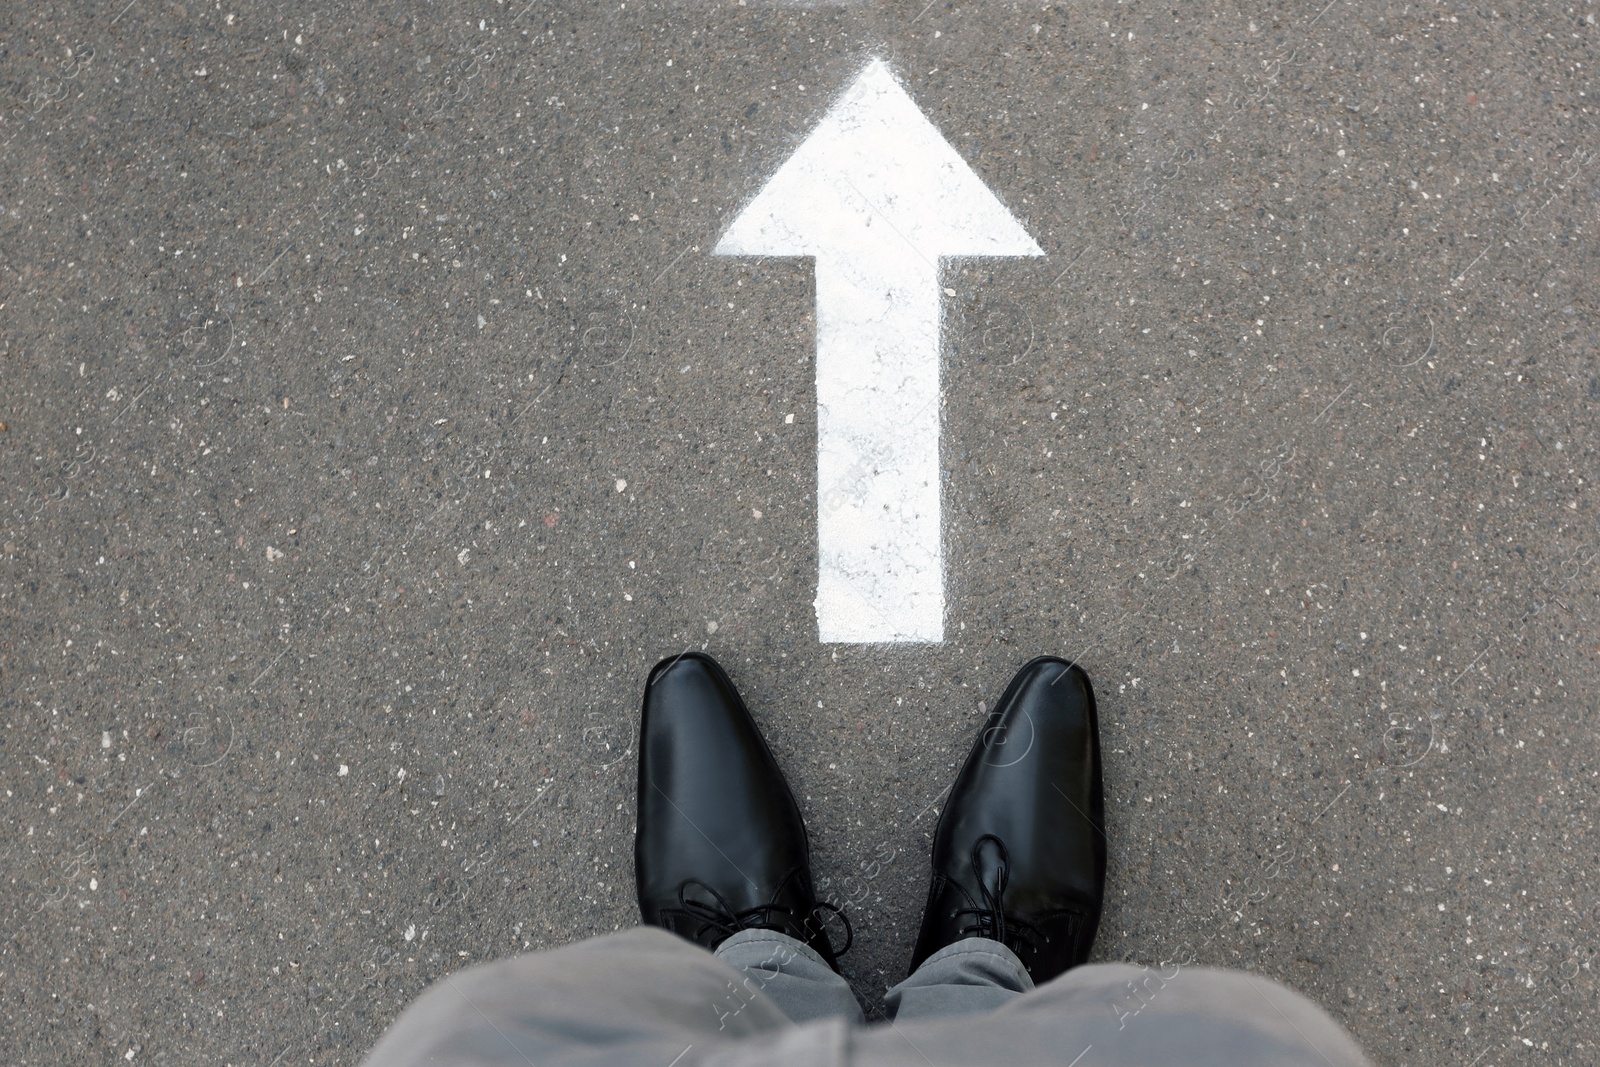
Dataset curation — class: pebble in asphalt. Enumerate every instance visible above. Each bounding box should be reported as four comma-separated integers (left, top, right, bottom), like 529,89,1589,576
2,1,1597,1064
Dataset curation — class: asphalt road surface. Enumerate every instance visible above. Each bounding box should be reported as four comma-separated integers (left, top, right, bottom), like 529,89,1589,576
3,1,1597,1064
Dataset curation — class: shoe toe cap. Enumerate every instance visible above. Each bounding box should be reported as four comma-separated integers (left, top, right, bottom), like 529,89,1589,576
636,654,809,911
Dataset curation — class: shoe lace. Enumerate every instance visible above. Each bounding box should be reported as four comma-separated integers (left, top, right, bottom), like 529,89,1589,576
674,878,853,957
951,835,1047,957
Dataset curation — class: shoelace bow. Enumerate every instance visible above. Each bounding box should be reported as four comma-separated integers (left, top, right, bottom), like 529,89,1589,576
951,834,1052,957
674,878,853,957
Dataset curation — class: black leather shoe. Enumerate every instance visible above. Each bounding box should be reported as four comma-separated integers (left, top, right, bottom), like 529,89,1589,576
909,657,1105,983
636,652,850,969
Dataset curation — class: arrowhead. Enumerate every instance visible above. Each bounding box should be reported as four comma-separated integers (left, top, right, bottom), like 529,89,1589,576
715,58,1043,262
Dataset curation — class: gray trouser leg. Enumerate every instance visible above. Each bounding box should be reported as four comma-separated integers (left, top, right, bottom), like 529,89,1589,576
884,937,1032,1020
714,928,866,1025
855,961,1373,1067
357,926,832,1067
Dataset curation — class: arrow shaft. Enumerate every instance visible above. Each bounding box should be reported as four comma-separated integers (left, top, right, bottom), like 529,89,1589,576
814,255,943,642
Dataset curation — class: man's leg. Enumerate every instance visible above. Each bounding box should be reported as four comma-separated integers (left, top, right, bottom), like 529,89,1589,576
883,936,1031,1020
364,651,870,1065
359,926,813,1067
883,933,1367,1064
886,657,1101,1024
859,961,1372,1067
882,657,1370,1063
907,659,1107,987
635,652,856,1002
715,929,866,1025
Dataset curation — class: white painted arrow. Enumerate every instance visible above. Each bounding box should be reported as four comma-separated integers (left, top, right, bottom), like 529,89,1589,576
715,58,1043,643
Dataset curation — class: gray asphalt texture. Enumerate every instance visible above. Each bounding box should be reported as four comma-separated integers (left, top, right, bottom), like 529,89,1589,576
3,1,1597,1064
